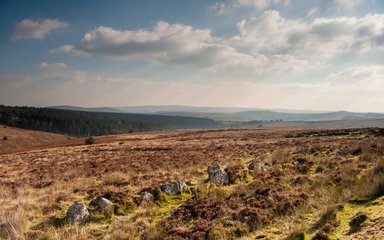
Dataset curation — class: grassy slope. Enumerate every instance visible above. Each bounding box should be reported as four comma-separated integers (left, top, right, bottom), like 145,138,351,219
0,125,74,154
0,128,383,239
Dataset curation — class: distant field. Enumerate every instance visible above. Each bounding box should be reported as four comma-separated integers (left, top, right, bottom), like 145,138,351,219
262,118,384,129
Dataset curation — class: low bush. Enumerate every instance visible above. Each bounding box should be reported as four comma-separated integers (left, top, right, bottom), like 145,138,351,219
85,136,96,145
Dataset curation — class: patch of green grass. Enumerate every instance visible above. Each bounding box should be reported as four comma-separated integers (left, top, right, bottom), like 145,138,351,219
157,192,192,208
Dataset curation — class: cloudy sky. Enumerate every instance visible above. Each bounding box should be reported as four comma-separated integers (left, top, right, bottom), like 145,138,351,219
1,0,384,112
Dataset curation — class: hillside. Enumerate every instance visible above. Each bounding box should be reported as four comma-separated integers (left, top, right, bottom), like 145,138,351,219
0,105,221,137
0,125,73,154
0,128,383,239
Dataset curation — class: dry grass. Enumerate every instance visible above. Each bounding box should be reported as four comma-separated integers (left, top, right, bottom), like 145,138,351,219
0,128,383,239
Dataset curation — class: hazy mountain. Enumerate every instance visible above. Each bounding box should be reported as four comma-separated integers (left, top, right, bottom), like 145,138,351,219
115,105,260,113
49,105,384,122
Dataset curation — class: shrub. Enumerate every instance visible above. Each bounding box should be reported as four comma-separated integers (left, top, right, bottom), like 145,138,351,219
372,174,384,197
312,230,330,240
349,212,367,229
313,206,339,230
85,136,96,145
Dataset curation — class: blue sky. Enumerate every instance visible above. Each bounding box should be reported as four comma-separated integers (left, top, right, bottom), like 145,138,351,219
1,0,384,111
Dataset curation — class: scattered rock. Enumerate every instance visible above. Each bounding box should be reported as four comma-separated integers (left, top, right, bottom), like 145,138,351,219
248,160,270,172
142,192,155,202
207,164,229,185
96,197,114,217
248,160,260,170
349,212,368,228
66,202,90,225
161,180,189,196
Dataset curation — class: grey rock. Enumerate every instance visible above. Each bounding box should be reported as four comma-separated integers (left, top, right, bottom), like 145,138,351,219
161,180,189,196
260,165,270,171
142,192,155,202
248,160,269,172
97,197,114,217
66,202,90,225
248,160,260,170
207,164,229,185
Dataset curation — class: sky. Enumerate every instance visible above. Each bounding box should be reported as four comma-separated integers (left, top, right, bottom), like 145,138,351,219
1,0,384,112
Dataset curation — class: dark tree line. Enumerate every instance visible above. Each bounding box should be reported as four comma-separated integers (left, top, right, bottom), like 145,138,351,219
0,105,220,137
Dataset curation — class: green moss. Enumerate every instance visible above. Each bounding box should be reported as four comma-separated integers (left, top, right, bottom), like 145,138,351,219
114,197,137,215
157,192,192,208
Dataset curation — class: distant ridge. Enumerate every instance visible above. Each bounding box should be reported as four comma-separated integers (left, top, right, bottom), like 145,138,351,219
49,105,384,122
50,105,126,113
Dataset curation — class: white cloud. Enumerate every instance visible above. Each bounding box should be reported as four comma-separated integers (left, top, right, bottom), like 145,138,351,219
50,44,91,57
52,21,308,73
39,62,68,69
231,11,384,58
12,19,67,41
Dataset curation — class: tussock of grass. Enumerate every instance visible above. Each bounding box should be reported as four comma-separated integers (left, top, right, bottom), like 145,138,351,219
285,228,305,240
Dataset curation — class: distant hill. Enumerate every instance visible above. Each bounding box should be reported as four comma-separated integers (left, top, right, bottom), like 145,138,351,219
262,118,384,129
48,105,384,122
0,105,221,137
50,105,125,113
235,110,384,121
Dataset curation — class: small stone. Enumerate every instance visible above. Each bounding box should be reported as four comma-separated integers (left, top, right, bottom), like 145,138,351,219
161,180,189,196
248,160,269,172
66,202,90,225
248,160,260,170
142,192,155,202
208,164,229,185
97,197,114,217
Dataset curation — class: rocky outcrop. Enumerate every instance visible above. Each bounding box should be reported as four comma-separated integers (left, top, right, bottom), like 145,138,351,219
208,164,229,185
66,202,90,225
161,180,189,196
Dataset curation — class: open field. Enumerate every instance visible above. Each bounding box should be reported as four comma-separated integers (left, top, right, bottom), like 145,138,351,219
0,126,75,154
0,127,383,239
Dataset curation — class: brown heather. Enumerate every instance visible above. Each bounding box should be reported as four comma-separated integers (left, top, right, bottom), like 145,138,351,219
0,127,383,239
